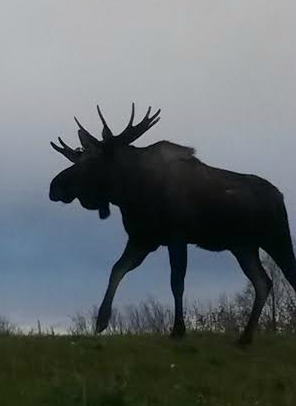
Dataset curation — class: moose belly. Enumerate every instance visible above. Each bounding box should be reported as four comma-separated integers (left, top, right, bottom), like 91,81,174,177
176,208,268,251
122,207,266,252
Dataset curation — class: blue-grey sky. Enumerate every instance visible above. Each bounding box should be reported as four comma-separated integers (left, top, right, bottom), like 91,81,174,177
0,0,295,330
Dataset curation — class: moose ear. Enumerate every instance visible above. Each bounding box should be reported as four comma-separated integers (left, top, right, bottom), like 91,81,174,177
74,117,102,151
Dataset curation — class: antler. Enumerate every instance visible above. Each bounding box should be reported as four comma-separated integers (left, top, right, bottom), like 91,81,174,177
50,137,83,162
74,116,102,150
96,103,161,146
50,137,83,163
116,104,161,145
53,104,161,159
97,105,114,141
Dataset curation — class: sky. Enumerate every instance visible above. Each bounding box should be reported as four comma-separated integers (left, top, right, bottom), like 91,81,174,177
0,0,295,331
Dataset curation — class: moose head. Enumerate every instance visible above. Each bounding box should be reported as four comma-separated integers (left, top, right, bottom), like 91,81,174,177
49,104,161,218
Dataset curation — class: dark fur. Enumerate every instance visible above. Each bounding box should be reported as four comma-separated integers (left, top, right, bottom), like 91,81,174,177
50,107,296,344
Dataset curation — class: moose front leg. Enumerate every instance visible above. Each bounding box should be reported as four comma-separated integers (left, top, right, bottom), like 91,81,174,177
96,239,154,333
168,242,188,338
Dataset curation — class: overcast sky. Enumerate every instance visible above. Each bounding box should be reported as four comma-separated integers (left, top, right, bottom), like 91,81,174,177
0,0,295,330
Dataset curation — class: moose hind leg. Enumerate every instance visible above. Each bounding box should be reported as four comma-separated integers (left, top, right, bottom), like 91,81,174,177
168,242,188,339
264,239,296,293
232,249,272,345
96,239,154,334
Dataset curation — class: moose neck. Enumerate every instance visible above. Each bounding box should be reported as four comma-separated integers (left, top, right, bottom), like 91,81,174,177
106,141,197,216
107,145,142,208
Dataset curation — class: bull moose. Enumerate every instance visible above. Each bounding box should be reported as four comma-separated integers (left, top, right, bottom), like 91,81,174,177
49,104,296,344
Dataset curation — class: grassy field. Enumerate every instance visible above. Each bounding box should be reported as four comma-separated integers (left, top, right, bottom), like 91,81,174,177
0,332,296,405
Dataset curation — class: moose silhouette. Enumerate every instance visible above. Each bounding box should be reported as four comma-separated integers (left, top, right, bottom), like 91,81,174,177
50,104,296,344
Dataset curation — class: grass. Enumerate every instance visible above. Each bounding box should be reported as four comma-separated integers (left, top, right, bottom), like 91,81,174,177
0,332,296,405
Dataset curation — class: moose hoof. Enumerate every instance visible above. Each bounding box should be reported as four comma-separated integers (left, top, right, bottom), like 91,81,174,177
95,320,108,334
170,326,186,340
237,334,252,347
95,312,110,334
